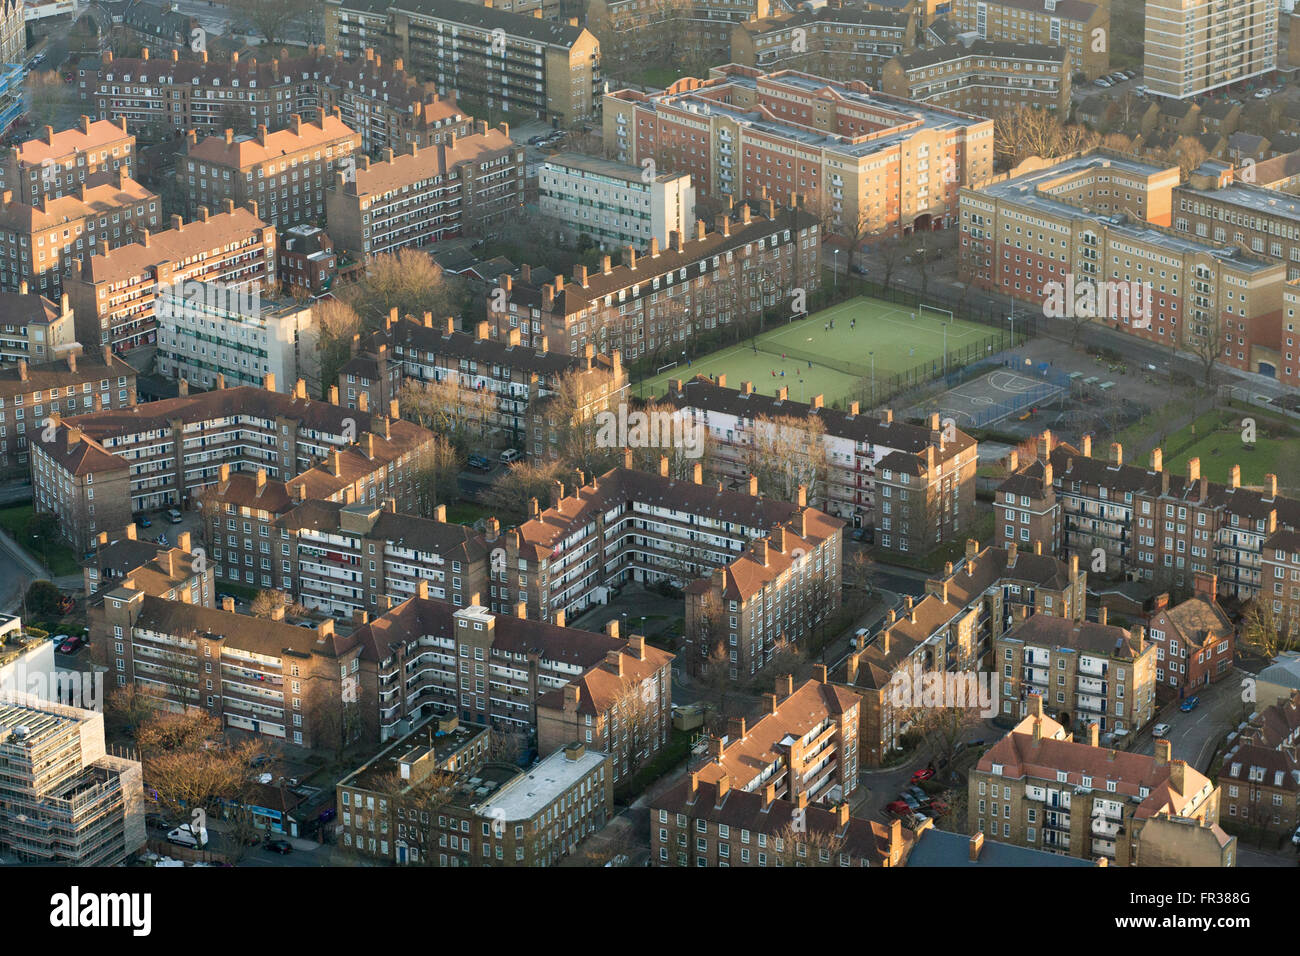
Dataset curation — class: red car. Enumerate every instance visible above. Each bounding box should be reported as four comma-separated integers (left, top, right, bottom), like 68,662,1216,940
911,768,935,783
928,801,950,816
885,800,911,815
57,635,84,654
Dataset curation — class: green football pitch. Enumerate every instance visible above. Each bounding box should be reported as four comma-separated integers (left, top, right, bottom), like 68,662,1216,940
639,296,1011,406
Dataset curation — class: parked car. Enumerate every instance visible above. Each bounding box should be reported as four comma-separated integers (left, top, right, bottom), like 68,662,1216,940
1180,695,1200,712
167,508,183,523
1255,89,1271,99
929,800,950,816
135,513,152,528
265,839,293,855
500,448,522,464
906,786,930,804
1292,825,1300,846
885,800,911,815
900,794,921,811
911,768,935,783
57,635,84,654
851,263,870,275
50,633,68,645
1123,68,1137,78
1095,78,1112,88
467,454,493,471
1152,722,1171,738
527,135,546,146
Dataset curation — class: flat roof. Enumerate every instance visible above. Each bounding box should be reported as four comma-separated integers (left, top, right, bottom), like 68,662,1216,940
978,154,1280,271
623,68,985,161
542,151,687,185
476,747,608,822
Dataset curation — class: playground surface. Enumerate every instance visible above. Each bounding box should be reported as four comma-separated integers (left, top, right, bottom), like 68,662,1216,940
639,295,1009,405
912,367,1069,430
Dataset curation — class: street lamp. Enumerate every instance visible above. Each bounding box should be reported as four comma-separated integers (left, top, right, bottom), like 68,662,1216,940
832,248,839,289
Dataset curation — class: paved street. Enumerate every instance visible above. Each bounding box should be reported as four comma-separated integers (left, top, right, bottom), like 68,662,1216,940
1131,673,1251,773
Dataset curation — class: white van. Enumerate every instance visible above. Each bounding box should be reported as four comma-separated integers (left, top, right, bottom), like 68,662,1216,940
500,448,522,464
166,824,208,848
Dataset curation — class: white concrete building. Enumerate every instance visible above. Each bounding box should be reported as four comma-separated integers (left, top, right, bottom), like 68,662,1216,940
155,280,320,392
538,152,695,252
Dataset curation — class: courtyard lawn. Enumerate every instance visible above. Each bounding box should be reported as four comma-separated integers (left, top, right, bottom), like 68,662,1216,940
1164,410,1294,487
638,295,1013,406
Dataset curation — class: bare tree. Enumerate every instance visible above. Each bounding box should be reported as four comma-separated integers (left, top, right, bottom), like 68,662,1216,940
904,701,985,773
1186,310,1228,387
1241,599,1296,658
315,298,364,400
745,413,829,505
412,436,464,519
250,590,306,620
844,550,876,615
339,250,463,330
1163,135,1209,177
136,709,268,827
771,820,848,867
993,105,1098,166
479,459,568,519
398,377,498,452
229,0,313,46
538,368,622,477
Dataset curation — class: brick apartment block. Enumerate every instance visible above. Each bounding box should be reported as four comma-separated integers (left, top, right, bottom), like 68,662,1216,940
325,124,524,259
0,170,160,298
177,108,362,230
339,310,628,456
67,201,275,353
1145,571,1235,696
83,523,214,606
683,499,843,680
652,776,914,867
836,539,1085,765
488,199,821,360
960,149,1300,386
692,675,861,804
0,116,135,206
489,455,842,649
969,696,1234,865
881,40,1071,116
31,376,435,552
326,0,603,125
950,0,1109,79
0,283,76,366
1001,429,1298,602
588,0,771,68
731,9,916,84
278,224,341,298
275,498,489,618
0,346,136,472
657,376,977,549
1218,691,1300,839
79,46,475,153
995,609,1158,737
338,733,613,866
343,597,672,776
95,582,365,748
604,66,993,236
